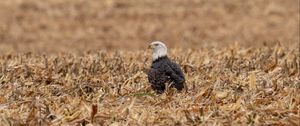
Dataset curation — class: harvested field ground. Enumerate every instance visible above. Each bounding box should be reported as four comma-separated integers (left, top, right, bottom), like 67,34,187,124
0,0,299,126
0,45,299,125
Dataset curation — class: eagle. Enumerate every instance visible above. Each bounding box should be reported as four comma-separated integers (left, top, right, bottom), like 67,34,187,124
147,41,185,94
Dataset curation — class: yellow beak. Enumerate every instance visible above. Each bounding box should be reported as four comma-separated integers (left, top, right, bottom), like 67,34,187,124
148,44,153,49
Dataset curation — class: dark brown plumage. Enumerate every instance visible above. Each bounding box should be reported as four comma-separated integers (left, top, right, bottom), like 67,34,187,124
147,41,185,93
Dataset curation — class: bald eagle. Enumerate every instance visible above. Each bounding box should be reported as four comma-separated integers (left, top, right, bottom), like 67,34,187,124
147,41,185,94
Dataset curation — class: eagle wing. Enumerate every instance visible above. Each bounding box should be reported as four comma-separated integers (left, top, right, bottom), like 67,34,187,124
164,61,185,90
168,61,185,79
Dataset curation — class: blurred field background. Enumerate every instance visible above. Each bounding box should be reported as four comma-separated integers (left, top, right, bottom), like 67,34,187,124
0,0,299,53
0,0,299,125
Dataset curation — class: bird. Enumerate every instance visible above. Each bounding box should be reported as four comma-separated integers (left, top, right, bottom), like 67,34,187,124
147,41,185,94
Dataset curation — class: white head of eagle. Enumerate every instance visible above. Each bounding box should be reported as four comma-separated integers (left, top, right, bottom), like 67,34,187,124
147,41,185,94
149,41,167,61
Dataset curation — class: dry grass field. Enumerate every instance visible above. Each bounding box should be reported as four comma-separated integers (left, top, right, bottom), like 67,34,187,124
0,0,299,125
0,45,299,125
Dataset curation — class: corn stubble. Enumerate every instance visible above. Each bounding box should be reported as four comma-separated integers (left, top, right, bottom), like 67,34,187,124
0,44,299,125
